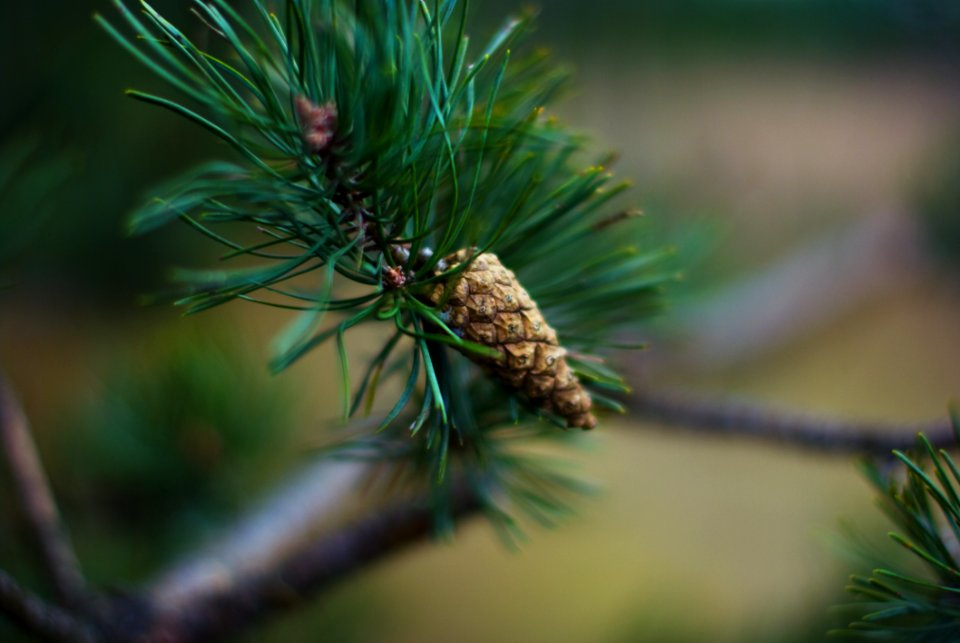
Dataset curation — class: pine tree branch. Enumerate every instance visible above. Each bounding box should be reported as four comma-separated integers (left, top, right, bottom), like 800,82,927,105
99,377,955,641
0,569,95,643
0,421,482,643
2,368,953,642
0,373,86,608
0,361,483,642
124,480,481,643
149,459,372,611
631,387,956,454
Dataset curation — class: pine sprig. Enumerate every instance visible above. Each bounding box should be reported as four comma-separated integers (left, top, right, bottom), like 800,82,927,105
100,0,670,528
833,415,960,641
320,366,596,539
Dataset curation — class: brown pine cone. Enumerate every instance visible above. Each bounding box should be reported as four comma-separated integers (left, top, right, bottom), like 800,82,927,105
425,249,596,429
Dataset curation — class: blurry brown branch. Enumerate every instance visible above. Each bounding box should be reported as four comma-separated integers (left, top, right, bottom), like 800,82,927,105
1,365,953,642
0,373,86,608
2,448,481,642
128,456,480,641
124,482,481,643
631,387,956,454
0,387,481,642
665,210,930,370
627,210,952,455
149,460,371,610
0,569,95,643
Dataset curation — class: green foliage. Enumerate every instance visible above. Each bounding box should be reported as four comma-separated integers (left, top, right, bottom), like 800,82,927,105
323,369,598,540
54,332,300,576
99,0,670,530
833,417,960,641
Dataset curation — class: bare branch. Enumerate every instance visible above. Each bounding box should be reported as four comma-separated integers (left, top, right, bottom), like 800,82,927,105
0,569,95,643
150,459,370,611
0,373,86,607
130,481,481,643
0,451,479,643
631,387,956,454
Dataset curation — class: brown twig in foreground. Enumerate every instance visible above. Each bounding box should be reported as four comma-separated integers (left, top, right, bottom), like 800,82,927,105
0,369,481,643
0,569,95,643
2,453,481,643
2,367,955,642
114,484,482,643
0,373,86,608
149,459,371,611
631,387,956,454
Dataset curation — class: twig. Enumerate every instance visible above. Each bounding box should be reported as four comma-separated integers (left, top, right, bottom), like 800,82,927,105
0,569,95,643
631,387,956,454
0,373,86,608
150,459,371,611
131,482,481,643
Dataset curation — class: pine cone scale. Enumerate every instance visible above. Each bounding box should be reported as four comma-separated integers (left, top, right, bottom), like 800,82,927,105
427,249,597,429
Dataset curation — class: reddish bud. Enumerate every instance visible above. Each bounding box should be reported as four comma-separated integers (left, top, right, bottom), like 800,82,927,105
295,96,338,155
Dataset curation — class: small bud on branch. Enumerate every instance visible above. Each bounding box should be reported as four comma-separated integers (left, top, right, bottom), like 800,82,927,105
295,96,338,155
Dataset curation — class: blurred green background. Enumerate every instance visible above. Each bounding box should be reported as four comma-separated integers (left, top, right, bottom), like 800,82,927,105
2,1,960,641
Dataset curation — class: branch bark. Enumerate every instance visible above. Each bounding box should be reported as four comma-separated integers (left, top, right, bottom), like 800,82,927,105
0,373,86,608
631,387,956,454
124,483,481,643
148,460,371,612
2,449,482,643
2,368,955,643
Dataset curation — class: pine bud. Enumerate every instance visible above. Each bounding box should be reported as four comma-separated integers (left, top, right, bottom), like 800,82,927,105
427,249,596,429
295,96,338,155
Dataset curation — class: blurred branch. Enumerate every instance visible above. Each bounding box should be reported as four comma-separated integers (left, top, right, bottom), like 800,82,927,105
631,387,956,454
149,459,372,611
667,210,929,369
0,373,86,608
0,440,480,642
129,480,481,643
112,377,955,640
2,372,954,642
0,569,95,643
0,365,485,642
1,371,953,642
0,406,482,643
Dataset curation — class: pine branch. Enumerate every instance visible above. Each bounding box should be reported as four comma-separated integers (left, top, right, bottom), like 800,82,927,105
833,428,960,639
128,480,481,643
149,459,371,610
0,393,483,642
2,471,481,643
0,373,87,608
631,387,956,454
0,570,95,643
1,373,956,642
98,0,670,522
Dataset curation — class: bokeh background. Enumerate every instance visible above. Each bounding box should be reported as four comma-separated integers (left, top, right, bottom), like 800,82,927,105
2,1,960,641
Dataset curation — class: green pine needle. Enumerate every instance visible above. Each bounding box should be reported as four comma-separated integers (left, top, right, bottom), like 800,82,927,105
103,0,671,532
835,418,960,640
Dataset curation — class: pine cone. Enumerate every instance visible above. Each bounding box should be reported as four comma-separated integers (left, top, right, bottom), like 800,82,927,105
426,249,596,429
